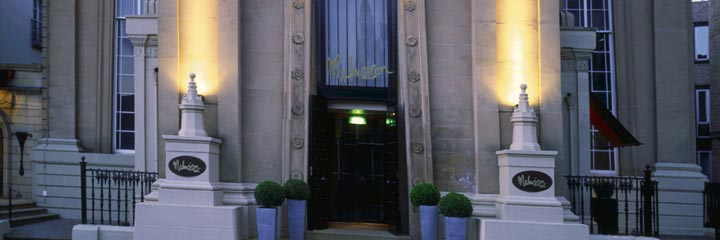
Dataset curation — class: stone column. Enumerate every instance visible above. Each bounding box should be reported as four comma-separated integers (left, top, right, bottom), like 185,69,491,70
126,14,160,172
651,0,707,236
471,0,501,194
40,0,82,151
560,27,596,177
127,34,159,172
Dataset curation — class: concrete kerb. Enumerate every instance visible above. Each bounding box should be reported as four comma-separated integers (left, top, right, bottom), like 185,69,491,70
72,224,134,240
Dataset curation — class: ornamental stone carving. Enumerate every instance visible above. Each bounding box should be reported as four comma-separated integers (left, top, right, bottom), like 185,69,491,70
405,35,418,47
409,105,421,118
405,1,416,11
292,69,304,80
412,143,424,153
561,60,576,72
577,61,589,72
292,138,304,149
130,38,147,47
408,71,420,82
292,104,304,115
145,47,158,58
293,33,305,44
291,170,303,180
292,0,304,9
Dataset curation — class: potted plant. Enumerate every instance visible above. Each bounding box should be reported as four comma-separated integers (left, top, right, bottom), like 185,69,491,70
284,179,311,240
255,181,286,240
591,180,618,235
410,183,441,240
438,192,472,240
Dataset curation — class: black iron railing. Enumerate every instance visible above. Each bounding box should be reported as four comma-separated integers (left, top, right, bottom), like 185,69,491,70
80,157,158,226
704,182,720,239
565,166,659,237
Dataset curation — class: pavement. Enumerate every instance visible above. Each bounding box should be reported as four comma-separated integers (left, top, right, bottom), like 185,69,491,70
4,219,80,240
0,219,716,240
661,236,717,240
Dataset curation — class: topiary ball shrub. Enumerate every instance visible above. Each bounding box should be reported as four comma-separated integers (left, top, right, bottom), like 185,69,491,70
284,179,311,200
439,192,473,218
255,181,285,208
410,183,441,206
593,180,615,199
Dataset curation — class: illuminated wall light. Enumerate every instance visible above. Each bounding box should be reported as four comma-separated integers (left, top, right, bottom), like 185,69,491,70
178,0,218,96
497,0,539,106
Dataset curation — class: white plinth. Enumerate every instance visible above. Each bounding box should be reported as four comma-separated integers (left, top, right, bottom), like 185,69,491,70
495,149,564,223
160,135,223,206
481,149,589,240
133,202,243,240
481,219,589,240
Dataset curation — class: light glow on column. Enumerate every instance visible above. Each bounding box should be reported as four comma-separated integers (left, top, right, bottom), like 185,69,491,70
178,0,218,96
497,0,539,106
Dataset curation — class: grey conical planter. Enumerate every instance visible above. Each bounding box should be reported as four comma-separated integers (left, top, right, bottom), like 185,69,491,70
443,216,467,240
257,207,278,240
420,205,438,240
288,199,307,240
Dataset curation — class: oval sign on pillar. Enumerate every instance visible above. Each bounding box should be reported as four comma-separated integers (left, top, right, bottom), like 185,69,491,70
512,171,553,192
169,156,206,177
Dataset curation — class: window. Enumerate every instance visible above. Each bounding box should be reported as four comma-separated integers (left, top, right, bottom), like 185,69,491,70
316,0,397,100
696,88,711,138
697,151,712,179
691,0,708,2
694,24,709,62
322,0,391,88
563,0,618,174
31,0,42,48
114,0,144,151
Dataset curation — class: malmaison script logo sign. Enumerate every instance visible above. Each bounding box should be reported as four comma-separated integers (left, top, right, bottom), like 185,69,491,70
169,156,206,177
512,170,553,193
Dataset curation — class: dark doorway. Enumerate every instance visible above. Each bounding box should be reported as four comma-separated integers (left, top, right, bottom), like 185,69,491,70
309,0,406,234
329,111,386,223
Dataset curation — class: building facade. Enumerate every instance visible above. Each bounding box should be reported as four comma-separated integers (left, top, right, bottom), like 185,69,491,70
21,0,714,238
0,0,44,202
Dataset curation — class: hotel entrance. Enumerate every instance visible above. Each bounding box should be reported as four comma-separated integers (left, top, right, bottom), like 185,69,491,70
308,0,407,235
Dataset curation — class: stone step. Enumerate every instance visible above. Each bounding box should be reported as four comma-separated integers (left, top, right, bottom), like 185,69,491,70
306,228,411,240
0,199,36,211
0,207,48,219
9,213,60,227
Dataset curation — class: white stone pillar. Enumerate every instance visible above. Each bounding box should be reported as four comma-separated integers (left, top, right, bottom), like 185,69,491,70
126,15,159,172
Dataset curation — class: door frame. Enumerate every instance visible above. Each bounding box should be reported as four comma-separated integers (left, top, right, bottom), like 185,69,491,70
281,0,434,235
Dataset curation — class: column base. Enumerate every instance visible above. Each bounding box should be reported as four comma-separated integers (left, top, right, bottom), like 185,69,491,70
480,219,588,240
133,202,246,240
653,162,707,236
33,138,83,152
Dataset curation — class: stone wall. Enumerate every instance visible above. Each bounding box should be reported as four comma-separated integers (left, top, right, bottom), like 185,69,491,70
426,0,476,192
0,66,44,201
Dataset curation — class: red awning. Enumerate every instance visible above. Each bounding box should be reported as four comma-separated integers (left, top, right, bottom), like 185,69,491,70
589,93,641,147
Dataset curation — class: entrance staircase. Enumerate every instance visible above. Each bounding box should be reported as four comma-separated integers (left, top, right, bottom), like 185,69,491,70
0,199,59,227
306,228,412,240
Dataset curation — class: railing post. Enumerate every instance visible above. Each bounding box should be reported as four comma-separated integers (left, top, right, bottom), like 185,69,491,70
80,156,87,224
642,165,653,236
